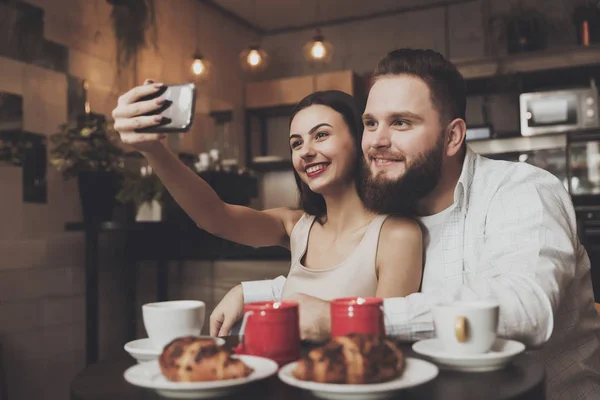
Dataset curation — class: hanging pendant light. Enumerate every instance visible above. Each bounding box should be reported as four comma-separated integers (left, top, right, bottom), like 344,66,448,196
239,0,268,73
191,52,211,80
303,29,333,65
190,2,210,81
240,44,269,73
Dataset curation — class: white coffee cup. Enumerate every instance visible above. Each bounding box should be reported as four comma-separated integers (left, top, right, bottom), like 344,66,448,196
432,300,499,355
142,300,206,350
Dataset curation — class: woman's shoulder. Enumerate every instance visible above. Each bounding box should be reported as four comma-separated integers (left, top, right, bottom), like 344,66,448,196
379,215,423,244
376,215,423,273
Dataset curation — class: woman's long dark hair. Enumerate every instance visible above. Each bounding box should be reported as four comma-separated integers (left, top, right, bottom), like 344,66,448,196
289,90,364,220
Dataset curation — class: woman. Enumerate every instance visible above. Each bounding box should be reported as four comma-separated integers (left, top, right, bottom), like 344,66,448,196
112,81,423,337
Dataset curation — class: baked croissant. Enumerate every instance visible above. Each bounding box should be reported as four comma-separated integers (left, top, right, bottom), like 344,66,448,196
159,336,253,382
292,334,404,384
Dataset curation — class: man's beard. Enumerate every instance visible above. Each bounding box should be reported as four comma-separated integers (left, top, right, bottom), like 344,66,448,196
359,136,445,215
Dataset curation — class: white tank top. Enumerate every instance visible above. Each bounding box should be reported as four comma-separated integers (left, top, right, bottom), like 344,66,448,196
281,213,390,301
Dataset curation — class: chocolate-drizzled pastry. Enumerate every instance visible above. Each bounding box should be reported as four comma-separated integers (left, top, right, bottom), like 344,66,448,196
159,336,253,382
292,334,404,384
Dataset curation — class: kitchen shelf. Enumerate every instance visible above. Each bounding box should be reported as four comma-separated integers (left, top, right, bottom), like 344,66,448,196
468,133,566,155
454,45,600,80
468,128,600,155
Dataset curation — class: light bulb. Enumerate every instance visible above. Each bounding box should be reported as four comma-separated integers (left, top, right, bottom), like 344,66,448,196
247,49,261,66
240,46,269,72
192,59,205,75
303,32,334,65
311,41,326,59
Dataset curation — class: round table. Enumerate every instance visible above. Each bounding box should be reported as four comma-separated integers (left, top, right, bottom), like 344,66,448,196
71,337,546,400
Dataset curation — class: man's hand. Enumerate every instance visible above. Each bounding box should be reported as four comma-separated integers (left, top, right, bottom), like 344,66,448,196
210,284,244,337
286,292,331,341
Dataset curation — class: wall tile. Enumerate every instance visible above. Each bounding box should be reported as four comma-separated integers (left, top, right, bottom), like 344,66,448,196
42,322,85,358
44,10,115,64
0,267,77,301
0,166,24,241
68,48,116,90
23,64,67,106
22,203,48,239
0,239,46,270
22,64,67,135
42,295,85,327
1,330,45,361
45,233,85,268
0,300,42,334
69,265,85,296
0,57,25,95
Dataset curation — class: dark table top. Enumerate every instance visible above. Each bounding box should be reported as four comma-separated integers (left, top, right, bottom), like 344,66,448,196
70,336,545,400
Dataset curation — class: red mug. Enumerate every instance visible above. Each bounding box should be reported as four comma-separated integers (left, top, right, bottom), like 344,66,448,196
330,297,385,338
236,301,301,366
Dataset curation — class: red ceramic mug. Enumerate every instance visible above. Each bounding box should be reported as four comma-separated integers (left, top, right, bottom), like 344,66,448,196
330,297,385,338
236,301,301,366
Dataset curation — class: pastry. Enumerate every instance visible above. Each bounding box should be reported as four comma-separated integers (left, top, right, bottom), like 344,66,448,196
159,336,253,382
292,333,404,384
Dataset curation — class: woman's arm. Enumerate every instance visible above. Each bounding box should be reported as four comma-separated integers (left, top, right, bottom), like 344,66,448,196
375,217,423,298
113,81,302,248
142,144,301,248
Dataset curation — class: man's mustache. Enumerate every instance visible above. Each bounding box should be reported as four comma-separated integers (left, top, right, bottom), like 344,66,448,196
365,150,406,162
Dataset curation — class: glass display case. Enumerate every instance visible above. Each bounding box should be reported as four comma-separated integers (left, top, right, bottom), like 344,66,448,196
567,130,600,198
469,130,600,200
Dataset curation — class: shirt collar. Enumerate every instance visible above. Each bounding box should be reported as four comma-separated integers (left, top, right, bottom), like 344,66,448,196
454,146,477,211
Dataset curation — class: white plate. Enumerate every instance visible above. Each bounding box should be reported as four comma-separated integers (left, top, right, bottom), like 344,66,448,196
278,357,439,400
124,337,226,364
124,355,278,399
412,338,525,372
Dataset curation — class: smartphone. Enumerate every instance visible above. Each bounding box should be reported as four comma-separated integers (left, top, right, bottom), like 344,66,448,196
135,83,196,133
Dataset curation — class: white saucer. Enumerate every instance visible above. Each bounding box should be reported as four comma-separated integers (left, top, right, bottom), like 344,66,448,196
278,357,439,400
124,355,278,399
124,337,226,363
412,338,525,372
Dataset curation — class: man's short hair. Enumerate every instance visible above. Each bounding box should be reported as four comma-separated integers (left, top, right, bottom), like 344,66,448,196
373,49,467,139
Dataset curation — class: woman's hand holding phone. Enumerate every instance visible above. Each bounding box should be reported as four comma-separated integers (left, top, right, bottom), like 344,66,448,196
112,79,167,154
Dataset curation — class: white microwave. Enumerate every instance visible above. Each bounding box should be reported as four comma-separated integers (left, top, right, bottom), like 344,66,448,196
520,85,599,136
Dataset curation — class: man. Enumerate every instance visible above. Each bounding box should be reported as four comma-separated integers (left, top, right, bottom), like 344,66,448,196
211,49,600,398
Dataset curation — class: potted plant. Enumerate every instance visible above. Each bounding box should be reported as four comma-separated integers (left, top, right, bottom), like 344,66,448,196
49,113,124,223
116,165,165,221
107,0,158,74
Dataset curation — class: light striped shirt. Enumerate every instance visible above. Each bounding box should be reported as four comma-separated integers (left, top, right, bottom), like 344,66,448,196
242,147,600,398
